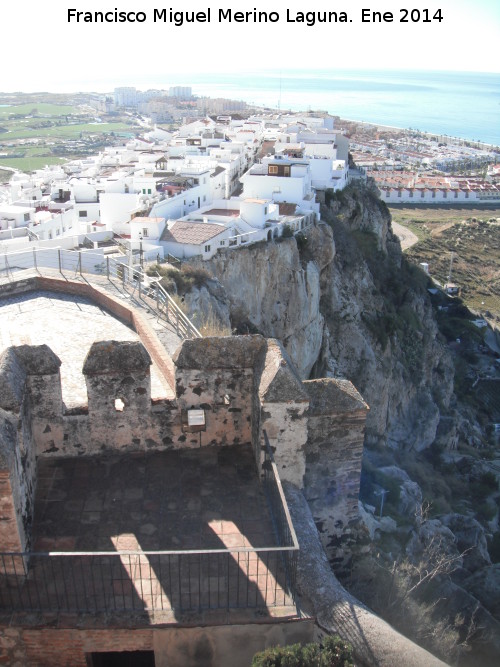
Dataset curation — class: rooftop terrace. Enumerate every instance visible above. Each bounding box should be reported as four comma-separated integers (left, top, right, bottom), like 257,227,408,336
0,443,298,621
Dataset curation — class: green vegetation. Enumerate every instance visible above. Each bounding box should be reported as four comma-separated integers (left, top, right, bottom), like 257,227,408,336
389,205,500,231
488,531,500,563
347,544,472,665
251,636,353,667
146,263,211,295
0,156,66,171
392,210,500,320
349,229,430,378
0,96,142,173
3,121,134,141
0,103,78,117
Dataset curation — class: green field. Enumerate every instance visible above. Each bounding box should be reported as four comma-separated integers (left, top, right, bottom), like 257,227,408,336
403,214,500,319
0,156,66,171
389,205,500,235
3,122,135,141
0,103,79,117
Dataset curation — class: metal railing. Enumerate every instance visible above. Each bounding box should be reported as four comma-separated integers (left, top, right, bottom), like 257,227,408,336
0,246,201,340
0,436,298,615
104,258,201,340
0,548,294,614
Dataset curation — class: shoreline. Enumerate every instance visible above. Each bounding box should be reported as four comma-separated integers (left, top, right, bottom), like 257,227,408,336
250,102,499,150
336,116,499,150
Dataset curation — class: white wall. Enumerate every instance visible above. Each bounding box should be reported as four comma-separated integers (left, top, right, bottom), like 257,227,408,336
130,218,166,241
241,173,306,203
381,188,479,204
74,202,101,224
100,193,142,233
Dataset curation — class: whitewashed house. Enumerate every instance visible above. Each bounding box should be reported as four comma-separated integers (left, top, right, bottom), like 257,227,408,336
160,220,229,260
240,159,320,219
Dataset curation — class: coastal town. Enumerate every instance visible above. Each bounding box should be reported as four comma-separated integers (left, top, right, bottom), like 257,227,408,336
1,85,500,667
0,86,499,267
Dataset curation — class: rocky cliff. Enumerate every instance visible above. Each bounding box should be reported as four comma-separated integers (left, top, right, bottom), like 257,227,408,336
181,180,499,664
189,180,454,453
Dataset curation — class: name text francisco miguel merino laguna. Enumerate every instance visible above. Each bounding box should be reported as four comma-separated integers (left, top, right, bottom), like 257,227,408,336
67,7,444,26
67,7,351,26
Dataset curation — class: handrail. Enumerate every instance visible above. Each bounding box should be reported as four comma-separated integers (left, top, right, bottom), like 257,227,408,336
105,256,201,339
0,247,201,340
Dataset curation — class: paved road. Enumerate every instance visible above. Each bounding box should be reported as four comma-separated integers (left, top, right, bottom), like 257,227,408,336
392,221,419,250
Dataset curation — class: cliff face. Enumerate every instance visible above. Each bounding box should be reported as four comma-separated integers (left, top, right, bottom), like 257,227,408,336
317,184,454,450
195,181,454,452
197,225,334,378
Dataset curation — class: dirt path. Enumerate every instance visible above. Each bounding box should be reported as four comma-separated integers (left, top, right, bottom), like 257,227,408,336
392,221,419,250
430,221,456,236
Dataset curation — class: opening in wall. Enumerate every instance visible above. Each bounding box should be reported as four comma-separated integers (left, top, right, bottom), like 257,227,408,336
87,651,155,667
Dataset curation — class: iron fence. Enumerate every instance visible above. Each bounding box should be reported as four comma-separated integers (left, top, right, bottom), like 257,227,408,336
0,548,294,614
0,435,298,615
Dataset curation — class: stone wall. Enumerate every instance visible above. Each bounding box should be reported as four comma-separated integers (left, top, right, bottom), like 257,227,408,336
303,379,368,563
0,348,37,553
0,620,313,667
0,309,369,570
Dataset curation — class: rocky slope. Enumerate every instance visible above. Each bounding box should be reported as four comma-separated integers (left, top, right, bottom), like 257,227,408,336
179,179,499,664
191,180,454,452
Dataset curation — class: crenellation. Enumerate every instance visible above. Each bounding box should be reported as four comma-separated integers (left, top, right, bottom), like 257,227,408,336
0,290,370,588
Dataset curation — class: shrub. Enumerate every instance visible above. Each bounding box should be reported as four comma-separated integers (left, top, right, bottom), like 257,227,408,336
149,264,212,295
251,635,353,667
295,232,308,251
470,472,499,502
281,224,294,239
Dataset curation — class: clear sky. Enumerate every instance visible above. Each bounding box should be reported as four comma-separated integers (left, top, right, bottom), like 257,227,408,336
3,0,499,92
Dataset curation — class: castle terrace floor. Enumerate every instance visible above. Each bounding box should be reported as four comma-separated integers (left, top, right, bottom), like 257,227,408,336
2,445,298,622
0,290,171,407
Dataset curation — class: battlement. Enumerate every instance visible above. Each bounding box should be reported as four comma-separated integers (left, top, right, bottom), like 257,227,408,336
0,333,368,559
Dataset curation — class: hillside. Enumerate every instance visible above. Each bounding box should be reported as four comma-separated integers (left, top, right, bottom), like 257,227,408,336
406,217,500,321
170,180,500,665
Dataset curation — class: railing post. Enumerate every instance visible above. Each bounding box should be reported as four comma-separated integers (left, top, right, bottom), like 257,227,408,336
123,264,126,286
79,251,82,276
58,249,62,272
106,256,110,279
33,248,37,271
176,309,179,335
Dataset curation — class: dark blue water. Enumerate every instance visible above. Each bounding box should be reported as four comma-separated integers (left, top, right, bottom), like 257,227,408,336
163,69,500,146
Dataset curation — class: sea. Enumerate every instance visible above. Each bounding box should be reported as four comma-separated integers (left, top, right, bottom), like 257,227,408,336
158,69,500,146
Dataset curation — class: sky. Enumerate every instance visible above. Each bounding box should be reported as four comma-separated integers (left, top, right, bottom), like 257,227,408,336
3,0,500,92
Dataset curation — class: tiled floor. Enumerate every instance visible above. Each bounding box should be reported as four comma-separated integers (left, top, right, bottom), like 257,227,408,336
33,445,276,552
0,290,170,407
3,445,296,617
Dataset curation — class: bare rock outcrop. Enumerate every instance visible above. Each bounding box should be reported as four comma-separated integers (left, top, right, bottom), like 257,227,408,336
194,223,335,378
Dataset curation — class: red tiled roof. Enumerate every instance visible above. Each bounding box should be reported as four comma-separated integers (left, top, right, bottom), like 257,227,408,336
278,203,297,216
203,208,239,217
161,221,225,245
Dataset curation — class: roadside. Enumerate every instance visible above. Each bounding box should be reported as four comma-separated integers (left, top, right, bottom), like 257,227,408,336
392,220,419,250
